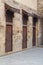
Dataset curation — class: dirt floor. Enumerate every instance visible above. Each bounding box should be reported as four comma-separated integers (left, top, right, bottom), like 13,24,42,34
0,47,43,65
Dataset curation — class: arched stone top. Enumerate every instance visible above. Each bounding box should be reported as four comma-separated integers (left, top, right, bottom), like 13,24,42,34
5,3,20,14
4,0,20,9
3,0,43,18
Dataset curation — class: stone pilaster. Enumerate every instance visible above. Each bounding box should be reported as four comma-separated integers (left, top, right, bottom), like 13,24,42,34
27,16,33,48
41,18,43,45
0,0,6,55
36,19,38,46
36,18,42,46
13,12,22,52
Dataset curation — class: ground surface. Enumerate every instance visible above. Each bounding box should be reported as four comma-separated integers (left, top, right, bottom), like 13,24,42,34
0,47,43,65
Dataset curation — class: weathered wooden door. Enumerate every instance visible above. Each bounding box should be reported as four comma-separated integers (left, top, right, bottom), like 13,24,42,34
22,26,27,49
33,26,36,46
5,25,12,52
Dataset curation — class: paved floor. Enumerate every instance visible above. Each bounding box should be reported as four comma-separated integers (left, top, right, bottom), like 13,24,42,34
0,47,43,65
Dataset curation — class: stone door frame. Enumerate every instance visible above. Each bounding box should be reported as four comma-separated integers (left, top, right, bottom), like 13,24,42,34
22,10,28,49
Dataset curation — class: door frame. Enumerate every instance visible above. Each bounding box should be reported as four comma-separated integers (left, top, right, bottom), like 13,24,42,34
22,10,28,49
32,17,38,46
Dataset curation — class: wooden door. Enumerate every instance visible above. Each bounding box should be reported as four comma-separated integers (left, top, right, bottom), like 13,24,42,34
33,26,36,46
22,26,27,49
5,25,12,52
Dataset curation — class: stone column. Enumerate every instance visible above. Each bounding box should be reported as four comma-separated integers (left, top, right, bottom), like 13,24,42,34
27,15,33,48
36,18,42,46
0,1,6,55
13,12,22,52
41,18,43,45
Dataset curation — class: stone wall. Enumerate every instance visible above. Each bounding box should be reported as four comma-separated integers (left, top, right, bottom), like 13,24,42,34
37,0,43,15
0,0,42,56
15,0,37,10
0,0,6,55
0,0,34,56
37,0,43,46
13,13,22,52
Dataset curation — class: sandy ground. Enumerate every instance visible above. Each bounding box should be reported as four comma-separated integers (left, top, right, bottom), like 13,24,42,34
0,47,43,65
